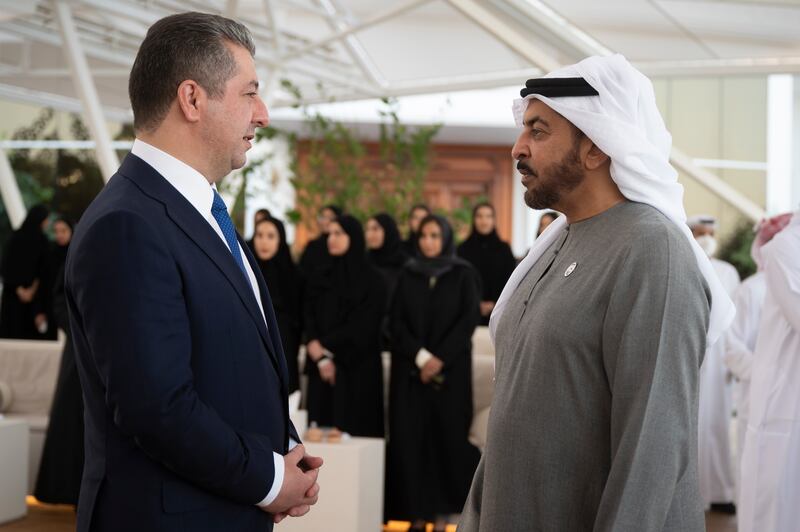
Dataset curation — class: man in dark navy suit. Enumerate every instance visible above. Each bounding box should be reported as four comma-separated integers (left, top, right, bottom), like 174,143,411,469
65,12,321,532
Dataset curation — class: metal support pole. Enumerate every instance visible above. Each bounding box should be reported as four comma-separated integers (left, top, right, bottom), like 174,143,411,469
0,148,27,229
54,0,120,182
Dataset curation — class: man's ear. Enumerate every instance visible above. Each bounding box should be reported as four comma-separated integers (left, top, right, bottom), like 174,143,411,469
175,80,205,123
584,142,609,171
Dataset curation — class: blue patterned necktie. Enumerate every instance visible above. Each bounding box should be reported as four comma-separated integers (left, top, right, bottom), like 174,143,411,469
210,190,248,279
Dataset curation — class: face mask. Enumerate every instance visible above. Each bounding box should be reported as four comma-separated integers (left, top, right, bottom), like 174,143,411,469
696,234,718,257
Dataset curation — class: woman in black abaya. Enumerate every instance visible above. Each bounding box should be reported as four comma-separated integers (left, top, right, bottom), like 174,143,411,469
365,213,408,348
386,214,481,525
298,204,342,276
35,253,83,505
303,215,386,437
251,217,302,393
456,202,516,325
401,204,431,256
36,216,81,504
0,204,51,339
39,217,73,340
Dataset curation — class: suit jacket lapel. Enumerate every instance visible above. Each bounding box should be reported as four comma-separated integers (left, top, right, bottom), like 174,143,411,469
239,235,290,388
117,154,277,363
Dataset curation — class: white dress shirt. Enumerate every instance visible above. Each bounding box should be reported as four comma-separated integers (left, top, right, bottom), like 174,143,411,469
131,139,291,507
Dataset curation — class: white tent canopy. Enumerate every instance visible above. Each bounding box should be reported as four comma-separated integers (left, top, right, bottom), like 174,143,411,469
0,0,797,226
1,0,799,113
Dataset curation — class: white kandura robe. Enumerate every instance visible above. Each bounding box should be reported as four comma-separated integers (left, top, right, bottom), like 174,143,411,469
698,258,740,506
740,216,800,532
723,273,766,469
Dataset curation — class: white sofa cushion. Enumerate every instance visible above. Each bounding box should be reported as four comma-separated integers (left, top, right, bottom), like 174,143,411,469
0,381,12,413
0,340,62,416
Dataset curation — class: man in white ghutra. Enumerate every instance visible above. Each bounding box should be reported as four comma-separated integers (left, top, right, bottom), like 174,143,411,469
459,55,735,532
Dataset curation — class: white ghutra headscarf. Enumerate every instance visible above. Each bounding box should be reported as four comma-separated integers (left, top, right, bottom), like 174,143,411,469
490,54,735,347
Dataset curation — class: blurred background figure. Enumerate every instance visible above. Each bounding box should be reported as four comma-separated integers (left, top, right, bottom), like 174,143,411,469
401,204,431,256
365,213,409,349
252,216,302,393
739,211,800,532
0,204,51,339
690,214,740,514
386,214,480,530
536,211,559,237
40,217,74,340
457,202,515,325
303,215,386,437
724,213,793,474
35,214,81,505
246,207,271,253
299,204,342,276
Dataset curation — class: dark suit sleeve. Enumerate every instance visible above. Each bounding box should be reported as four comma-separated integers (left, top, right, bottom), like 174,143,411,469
68,210,275,505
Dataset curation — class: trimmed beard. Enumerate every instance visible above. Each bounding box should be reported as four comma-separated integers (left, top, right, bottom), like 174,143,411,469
523,143,585,211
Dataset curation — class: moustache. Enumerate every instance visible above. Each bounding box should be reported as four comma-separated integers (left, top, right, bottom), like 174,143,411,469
517,161,536,176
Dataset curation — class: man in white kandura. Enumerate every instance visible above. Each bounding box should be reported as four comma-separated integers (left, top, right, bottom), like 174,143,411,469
459,54,735,532
724,214,793,475
739,210,800,532
689,215,739,514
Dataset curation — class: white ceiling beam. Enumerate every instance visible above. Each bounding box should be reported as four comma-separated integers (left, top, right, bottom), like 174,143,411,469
0,65,129,77
77,0,163,26
225,0,239,18
0,82,132,122
638,56,800,77
55,0,119,182
270,67,543,107
150,0,351,68
0,20,136,65
502,0,612,58
315,0,388,88
445,0,561,72
277,0,433,64
0,147,27,230
264,59,382,97
272,0,328,17
262,0,284,53
670,147,765,222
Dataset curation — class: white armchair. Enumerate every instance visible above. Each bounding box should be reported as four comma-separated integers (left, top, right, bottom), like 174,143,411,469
0,339,63,493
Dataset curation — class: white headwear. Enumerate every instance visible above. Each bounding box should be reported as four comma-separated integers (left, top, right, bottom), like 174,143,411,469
492,54,735,346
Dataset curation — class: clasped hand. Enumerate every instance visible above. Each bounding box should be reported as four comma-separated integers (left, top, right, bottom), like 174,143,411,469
420,356,444,384
262,444,323,523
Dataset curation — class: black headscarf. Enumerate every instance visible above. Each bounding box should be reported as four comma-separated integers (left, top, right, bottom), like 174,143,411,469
298,205,344,275
322,205,343,225
367,213,408,269
402,204,431,256
457,203,517,301
50,217,74,271
1,204,50,287
20,205,50,235
253,217,300,311
307,214,373,306
405,215,472,279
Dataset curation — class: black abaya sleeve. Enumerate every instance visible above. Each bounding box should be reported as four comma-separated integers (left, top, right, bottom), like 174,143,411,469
430,268,479,368
303,276,322,342
318,273,387,367
389,272,425,363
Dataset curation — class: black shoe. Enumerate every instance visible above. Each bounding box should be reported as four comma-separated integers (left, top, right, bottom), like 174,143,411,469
710,502,736,515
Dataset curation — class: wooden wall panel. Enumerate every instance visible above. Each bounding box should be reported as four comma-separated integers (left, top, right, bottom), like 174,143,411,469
293,141,514,251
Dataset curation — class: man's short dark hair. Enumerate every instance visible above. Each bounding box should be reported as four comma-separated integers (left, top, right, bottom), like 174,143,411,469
129,12,256,133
